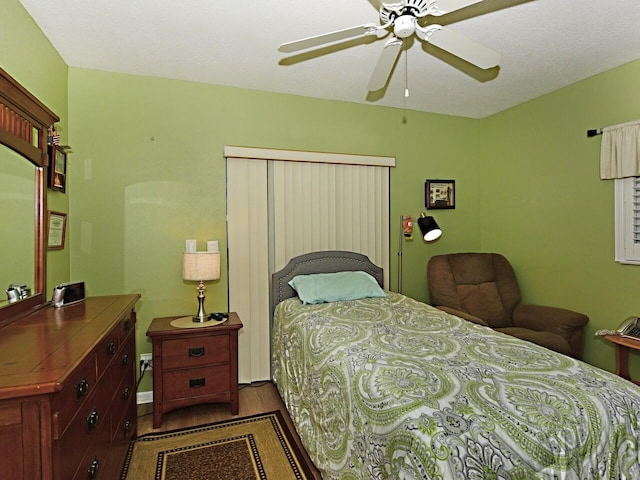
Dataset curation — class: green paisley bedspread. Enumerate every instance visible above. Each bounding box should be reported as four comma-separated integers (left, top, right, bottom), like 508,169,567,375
272,291,640,479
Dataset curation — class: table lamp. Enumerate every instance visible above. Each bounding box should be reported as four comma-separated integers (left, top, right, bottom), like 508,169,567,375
182,251,220,323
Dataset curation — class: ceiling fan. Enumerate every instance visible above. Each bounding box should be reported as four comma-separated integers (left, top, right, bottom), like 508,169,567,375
278,0,501,92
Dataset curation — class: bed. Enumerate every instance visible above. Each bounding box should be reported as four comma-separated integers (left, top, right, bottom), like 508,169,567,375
271,251,640,480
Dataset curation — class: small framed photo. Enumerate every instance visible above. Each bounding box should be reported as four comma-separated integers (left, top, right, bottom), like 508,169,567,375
426,179,455,209
48,145,67,193
47,211,67,250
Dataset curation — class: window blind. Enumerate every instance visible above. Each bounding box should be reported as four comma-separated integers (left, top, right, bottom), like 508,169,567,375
615,176,640,264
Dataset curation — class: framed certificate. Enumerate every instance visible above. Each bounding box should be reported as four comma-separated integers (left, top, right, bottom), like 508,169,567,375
47,211,67,249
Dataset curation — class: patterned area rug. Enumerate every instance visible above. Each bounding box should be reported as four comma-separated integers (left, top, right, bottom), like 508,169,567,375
121,411,314,480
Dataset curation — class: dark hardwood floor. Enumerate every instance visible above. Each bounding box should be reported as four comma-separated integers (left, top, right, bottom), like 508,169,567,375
136,381,322,479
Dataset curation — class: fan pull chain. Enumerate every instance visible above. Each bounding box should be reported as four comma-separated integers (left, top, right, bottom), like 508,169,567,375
404,40,409,98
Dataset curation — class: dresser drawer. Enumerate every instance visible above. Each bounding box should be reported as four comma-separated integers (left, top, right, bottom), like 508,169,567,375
108,335,136,395
71,410,113,480
162,334,230,369
56,383,112,480
117,313,134,343
110,361,135,433
97,325,120,377
51,354,97,439
162,365,230,401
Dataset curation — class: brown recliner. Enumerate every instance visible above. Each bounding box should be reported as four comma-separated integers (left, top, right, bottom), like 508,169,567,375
427,253,589,359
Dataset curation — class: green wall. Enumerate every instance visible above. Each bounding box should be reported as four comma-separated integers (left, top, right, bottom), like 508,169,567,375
1,0,69,296
480,59,640,377
5,0,640,390
67,69,483,391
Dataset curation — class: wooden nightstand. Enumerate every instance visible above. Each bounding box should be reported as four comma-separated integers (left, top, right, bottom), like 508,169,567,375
146,312,243,428
604,334,640,386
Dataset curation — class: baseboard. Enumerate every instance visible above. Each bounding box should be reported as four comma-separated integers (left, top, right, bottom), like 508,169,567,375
137,390,153,405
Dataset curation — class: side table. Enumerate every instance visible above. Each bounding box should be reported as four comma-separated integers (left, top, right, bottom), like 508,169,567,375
603,334,640,386
146,312,243,428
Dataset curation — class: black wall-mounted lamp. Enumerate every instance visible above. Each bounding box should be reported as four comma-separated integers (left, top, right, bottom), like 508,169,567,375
417,213,442,241
398,213,442,293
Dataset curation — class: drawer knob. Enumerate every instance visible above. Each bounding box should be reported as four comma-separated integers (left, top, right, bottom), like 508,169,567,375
75,377,89,400
123,419,132,434
189,347,205,357
122,387,130,400
86,408,99,430
122,353,129,365
88,458,100,479
124,318,132,332
189,377,206,388
107,340,116,355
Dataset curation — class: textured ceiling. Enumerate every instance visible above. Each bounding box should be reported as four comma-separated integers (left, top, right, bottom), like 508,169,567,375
18,0,640,118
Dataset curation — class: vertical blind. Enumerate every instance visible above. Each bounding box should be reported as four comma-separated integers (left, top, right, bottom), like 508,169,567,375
226,146,394,382
269,160,390,284
633,176,640,245
226,157,271,382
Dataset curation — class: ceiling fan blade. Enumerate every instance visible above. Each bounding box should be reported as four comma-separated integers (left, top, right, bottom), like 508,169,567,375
367,37,403,91
428,0,483,16
423,26,501,69
279,24,378,53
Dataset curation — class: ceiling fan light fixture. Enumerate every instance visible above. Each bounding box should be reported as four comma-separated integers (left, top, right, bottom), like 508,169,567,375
394,15,417,38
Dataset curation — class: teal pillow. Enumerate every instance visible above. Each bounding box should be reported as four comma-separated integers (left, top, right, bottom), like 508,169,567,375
288,271,386,305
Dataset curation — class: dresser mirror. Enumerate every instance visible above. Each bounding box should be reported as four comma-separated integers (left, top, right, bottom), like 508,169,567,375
0,146,35,305
0,67,59,324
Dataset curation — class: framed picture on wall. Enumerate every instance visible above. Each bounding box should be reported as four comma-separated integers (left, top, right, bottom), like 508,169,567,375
48,145,67,193
425,179,455,209
47,211,67,250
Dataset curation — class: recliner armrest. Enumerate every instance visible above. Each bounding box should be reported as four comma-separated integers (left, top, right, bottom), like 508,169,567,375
513,303,589,359
513,303,589,333
435,306,489,327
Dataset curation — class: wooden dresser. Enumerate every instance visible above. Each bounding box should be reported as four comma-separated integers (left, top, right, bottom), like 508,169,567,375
0,294,140,480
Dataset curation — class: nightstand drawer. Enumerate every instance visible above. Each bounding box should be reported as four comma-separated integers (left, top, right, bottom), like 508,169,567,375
162,334,230,369
162,365,230,401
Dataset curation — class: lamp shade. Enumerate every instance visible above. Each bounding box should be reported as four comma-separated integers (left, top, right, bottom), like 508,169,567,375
418,214,442,242
182,252,220,281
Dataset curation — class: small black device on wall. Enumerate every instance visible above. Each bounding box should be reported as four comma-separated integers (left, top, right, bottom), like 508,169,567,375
52,281,86,307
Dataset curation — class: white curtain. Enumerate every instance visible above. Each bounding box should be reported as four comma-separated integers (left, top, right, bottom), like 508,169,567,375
225,146,394,382
600,120,640,179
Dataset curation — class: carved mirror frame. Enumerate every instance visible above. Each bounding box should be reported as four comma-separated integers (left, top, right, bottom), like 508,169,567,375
0,67,59,324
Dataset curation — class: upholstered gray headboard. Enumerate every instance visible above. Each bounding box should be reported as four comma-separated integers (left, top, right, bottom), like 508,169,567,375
270,250,384,315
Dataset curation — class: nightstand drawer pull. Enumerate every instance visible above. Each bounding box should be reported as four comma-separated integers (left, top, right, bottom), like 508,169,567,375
189,347,205,357
189,377,206,388
107,340,117,355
